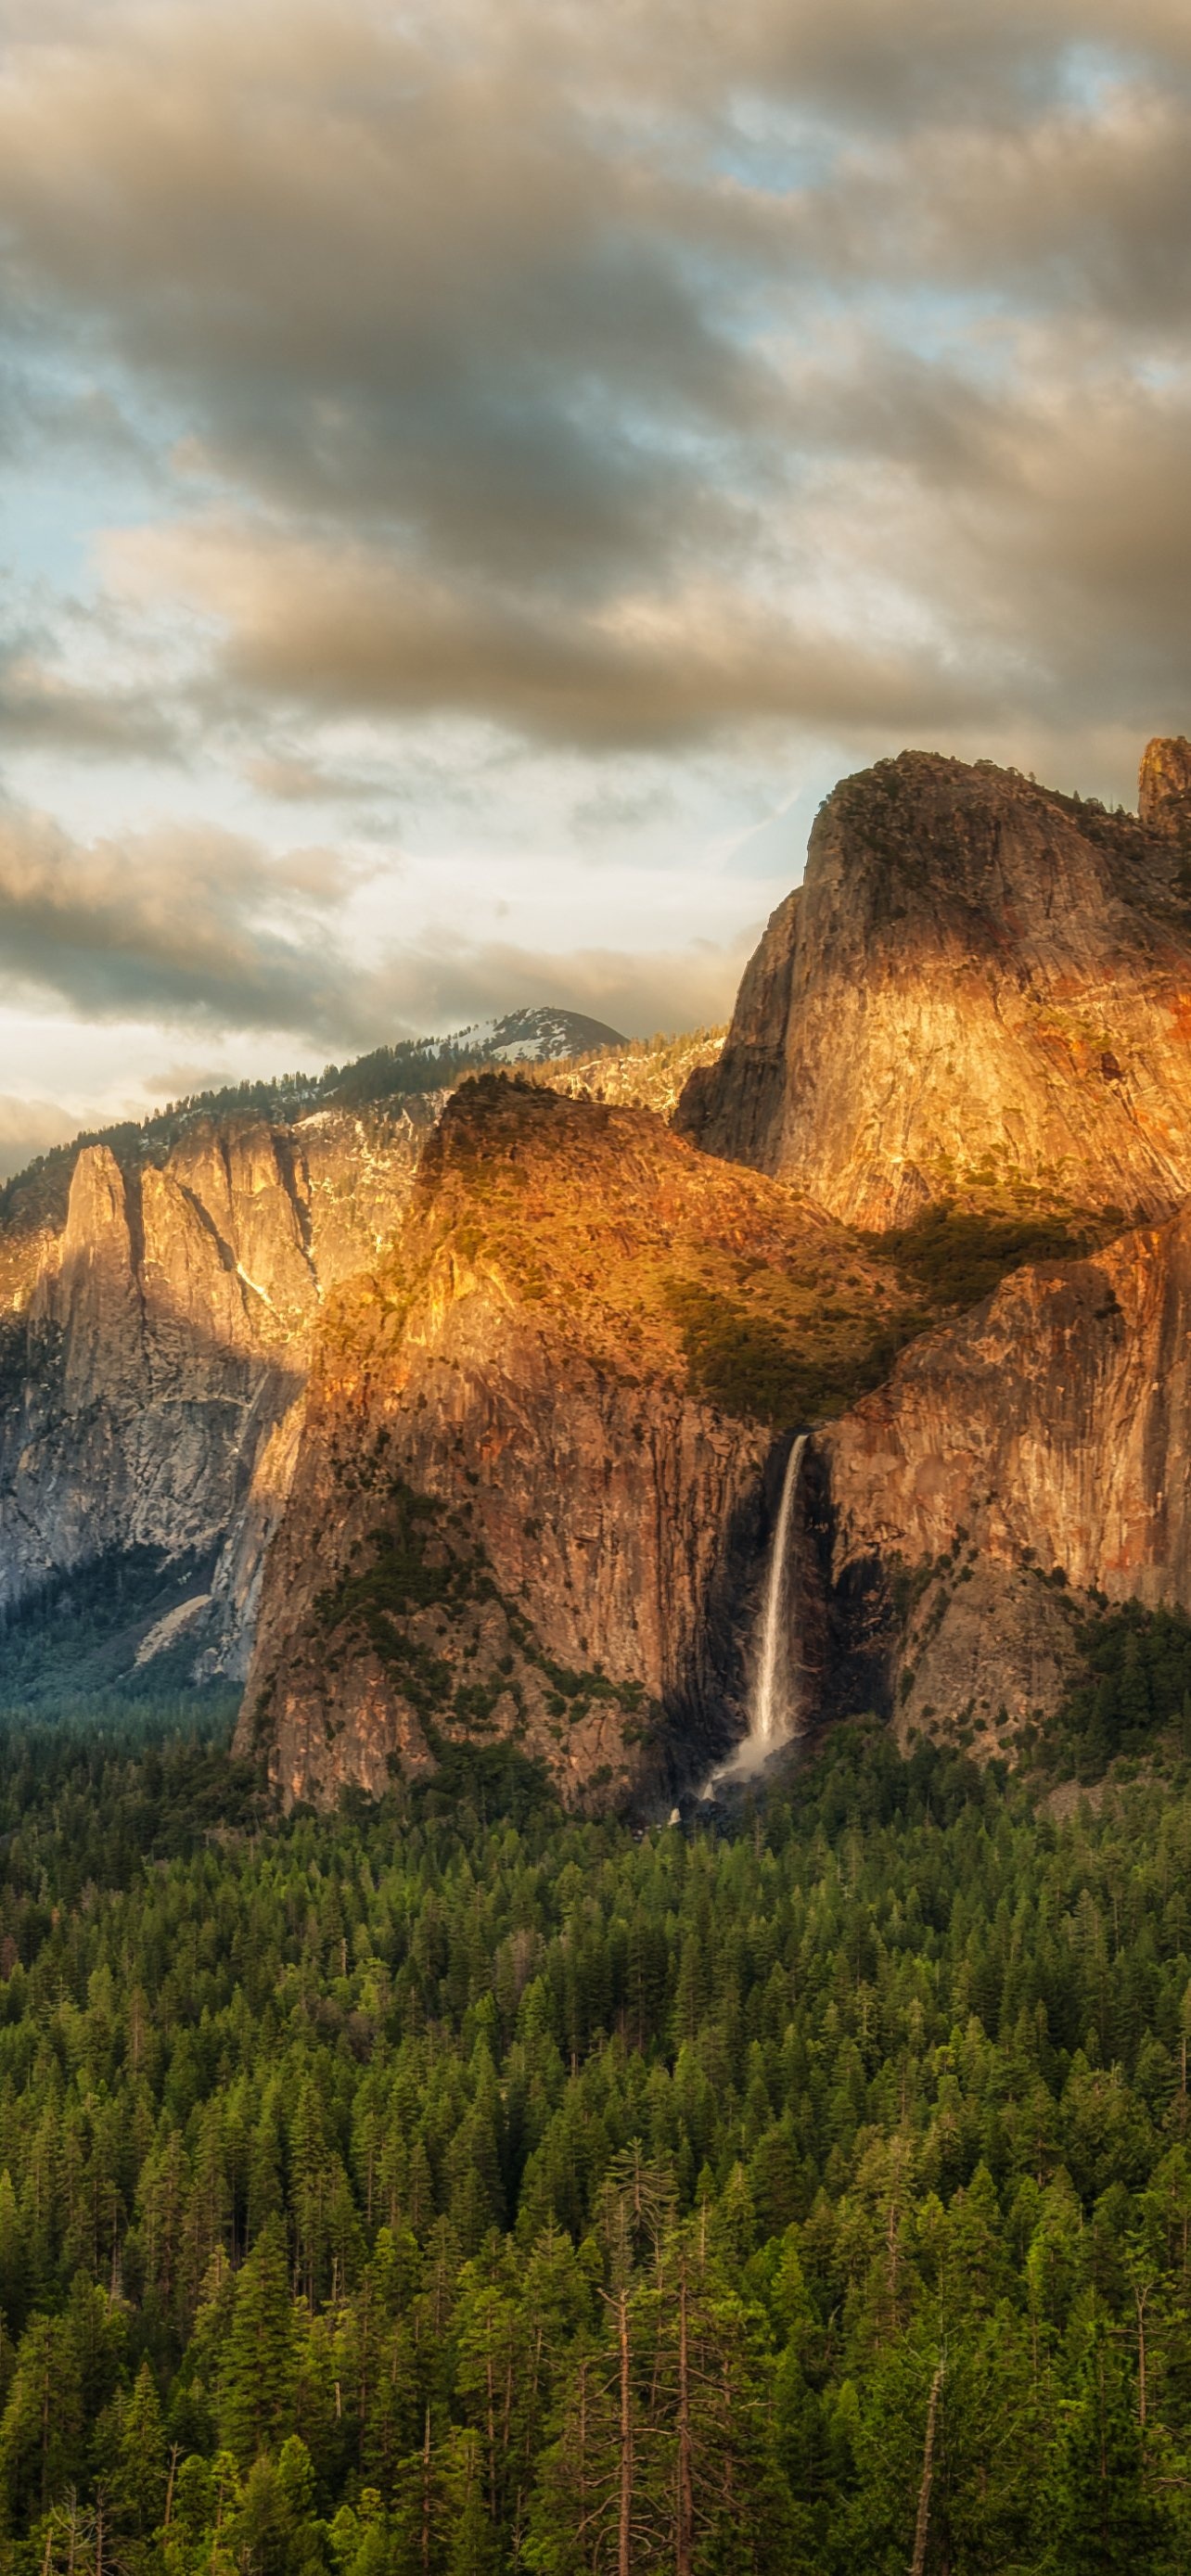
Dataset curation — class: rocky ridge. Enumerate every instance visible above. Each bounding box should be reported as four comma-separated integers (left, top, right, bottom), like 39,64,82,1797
798,1194,1191,1751
679,749,1191,1229
536,1025,726,1122
10,740,1191,1800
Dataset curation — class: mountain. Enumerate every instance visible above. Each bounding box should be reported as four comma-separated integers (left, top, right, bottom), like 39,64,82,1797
0,1099,440,1699
237,1072,905,1806
0,1021,711,1705
416,1004,628,1063
678,746,1191,1228
9,742,1191,1801
0,1004,625,1244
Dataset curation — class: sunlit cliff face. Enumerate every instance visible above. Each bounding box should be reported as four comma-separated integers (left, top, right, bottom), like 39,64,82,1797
683,746,1191,1228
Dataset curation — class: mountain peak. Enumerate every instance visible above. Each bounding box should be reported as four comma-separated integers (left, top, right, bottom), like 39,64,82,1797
679,746,1191,1230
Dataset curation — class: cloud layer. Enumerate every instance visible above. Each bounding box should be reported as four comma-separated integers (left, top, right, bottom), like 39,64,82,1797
0,0,1188,1108
0,797,377,1038
3,0,1189,763
0,788,749,1066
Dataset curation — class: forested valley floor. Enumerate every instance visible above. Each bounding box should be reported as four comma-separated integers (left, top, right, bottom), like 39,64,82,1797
0,1711,1187,2571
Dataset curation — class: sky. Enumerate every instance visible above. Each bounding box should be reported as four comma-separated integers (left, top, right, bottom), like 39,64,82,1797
0,0,1189,1168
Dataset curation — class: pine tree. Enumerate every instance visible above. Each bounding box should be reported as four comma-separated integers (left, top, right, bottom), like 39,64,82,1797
109,2359,167,2540
218,2217,298,2467
0,2172,27,2338
1048,2324,1166,2571
446,2429,499,2576
0,2317,77,2529
1119,1632,1153,1735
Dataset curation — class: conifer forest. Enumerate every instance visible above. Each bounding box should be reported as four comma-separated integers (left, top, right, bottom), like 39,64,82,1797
0,1709,1188,2572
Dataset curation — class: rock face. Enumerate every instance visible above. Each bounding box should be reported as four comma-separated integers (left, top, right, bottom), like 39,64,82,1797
238,1076,897,1807
675,897,798,1170
1140,736,1191,846
812,1197,1191,1748
15,742,1191,1792
0,1102,439,1677
0,1028,766,1704
679,749,1191,1229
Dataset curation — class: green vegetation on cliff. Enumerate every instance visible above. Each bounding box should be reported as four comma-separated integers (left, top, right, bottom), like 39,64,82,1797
874,1201,1097,1312
1034,1598,1191,1783
0,1715,1188,2568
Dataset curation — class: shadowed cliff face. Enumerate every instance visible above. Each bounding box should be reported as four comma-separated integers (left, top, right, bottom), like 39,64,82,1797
239,1077,901,1807
679,748,1191,1230
0,1101,439,1678
812,1196,1191,1752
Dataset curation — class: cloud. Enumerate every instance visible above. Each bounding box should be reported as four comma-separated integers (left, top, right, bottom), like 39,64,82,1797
0,0,1187,1143
0,650,182,759
0,787,749,1052
0,1090,76,1181
0,2,775,592
0,0,1184,777
0,795,383,1039
109,516,997,749
362,925,754,1039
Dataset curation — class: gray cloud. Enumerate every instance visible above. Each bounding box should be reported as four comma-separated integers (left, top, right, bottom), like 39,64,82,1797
0,0,1187,802
115,517,996,749
0,788,748,1052
354,925,753,1042
0,650,183,759
0,1090,76,1181
0,797,382,1039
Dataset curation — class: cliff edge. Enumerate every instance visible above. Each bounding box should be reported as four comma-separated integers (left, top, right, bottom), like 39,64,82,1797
679,746,1191,1229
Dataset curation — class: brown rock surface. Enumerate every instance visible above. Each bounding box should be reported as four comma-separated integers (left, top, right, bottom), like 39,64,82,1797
1139,735,1191,845
813,1197,1191,1743
239,1075,900,1806
0,1027,753,1695
679,750,1191,1228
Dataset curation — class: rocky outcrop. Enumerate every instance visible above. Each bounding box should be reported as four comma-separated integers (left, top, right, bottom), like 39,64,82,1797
812,1197,1191,1748
679,747,1191,1229
0,1100,439,1678
239,1075,900,1807
1140,736,1191,846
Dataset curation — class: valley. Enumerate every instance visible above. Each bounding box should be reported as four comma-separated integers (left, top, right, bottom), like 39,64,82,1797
0,737,1190,2570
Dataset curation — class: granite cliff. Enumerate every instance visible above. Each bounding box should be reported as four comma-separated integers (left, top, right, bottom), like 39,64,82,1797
9,740,1191,1801
0,1100,441,1684
0,1012,681,1697
237,1075,904,1807
801,1191,1191,1754
0,1022,735,1706
679,746,1191,1229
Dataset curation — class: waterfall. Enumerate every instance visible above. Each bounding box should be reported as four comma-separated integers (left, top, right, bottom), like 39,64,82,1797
749,1430,807,1753
712,1433,807,1787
